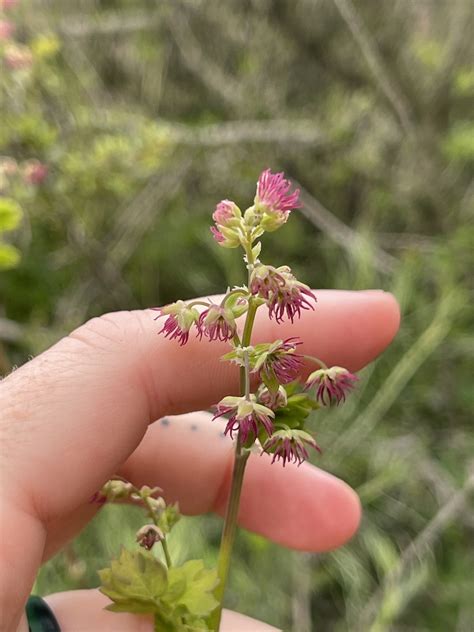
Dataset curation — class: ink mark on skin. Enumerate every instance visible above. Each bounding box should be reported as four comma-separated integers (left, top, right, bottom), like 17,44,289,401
160,417,171,426
190,424,198,431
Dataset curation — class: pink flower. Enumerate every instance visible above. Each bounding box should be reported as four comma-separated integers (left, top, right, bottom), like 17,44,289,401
153,300,200,346
197,304,237,342
210,199,242,248
250,263,316,323
254,169,301,230
213,395,274,443
23,160,48,185
305,366,357,405
252,338,303,385
0,19,14,40
262,429,321,467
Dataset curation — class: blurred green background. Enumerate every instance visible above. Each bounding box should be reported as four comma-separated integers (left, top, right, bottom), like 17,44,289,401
1,1,473,630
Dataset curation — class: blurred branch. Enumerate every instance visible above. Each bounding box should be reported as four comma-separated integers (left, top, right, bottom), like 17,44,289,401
164,8,246,112
377,232,437,252
297,183,397,274
291,553,312,632
59,11,162,37
171,119,328,147
331,291,462,462
54,158,193,324
360,470,474,630
332,0,415,136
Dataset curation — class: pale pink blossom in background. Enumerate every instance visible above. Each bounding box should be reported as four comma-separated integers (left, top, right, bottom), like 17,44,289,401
0,0,18,10
4,43,33,70
23,160,48,185
0,19,14,40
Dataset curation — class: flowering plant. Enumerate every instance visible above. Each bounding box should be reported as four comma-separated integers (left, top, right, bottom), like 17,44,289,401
97,169,357,630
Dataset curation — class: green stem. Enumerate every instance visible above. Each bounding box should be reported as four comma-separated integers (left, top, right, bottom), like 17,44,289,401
210,443,250,630
210,293,258,630
161,538,172,568
303,354,328,369
144,496,173,568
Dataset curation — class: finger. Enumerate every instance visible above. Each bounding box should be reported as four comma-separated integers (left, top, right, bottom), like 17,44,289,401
44,589,281,631
43,411,360,558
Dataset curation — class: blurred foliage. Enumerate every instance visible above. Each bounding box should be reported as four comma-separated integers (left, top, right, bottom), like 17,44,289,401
1,0,473,630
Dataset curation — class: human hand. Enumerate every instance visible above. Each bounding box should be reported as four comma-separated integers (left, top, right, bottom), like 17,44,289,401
0,290,399,631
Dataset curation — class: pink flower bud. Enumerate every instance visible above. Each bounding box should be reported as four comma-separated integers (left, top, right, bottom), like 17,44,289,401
210,200,242,248
254,169,301,230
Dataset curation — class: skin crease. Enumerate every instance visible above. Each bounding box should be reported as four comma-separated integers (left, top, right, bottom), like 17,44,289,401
0,290,400,631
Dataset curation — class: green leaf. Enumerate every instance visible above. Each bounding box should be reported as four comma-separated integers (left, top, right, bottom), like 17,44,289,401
99,548,168,614
0,243,21,269
164,560,219,617
0,198,22,232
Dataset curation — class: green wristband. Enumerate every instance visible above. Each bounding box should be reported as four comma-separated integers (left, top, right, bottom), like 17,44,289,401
26,596,61,632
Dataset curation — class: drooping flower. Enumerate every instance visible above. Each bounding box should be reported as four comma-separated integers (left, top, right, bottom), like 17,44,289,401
305,366,357,405
136,524,164,551
254,169,301,231
262,428,320,467
0,19,14,40
23,160,48,185
153,300,200,346
213,395,274,443
197,304,237,342
252,337,303,385
250,263,316,323
210,199,242,248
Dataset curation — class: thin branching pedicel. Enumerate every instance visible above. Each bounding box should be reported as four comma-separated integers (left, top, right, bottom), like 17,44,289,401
97,169,358,631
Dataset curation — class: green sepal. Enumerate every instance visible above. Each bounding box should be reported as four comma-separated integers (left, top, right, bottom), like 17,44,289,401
271,383,319,431
251,241,262,259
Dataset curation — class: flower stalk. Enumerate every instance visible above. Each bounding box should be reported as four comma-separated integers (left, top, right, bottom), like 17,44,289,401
147,168,359,631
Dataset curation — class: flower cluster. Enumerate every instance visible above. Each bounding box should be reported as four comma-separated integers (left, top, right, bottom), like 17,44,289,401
250,263,316,323
153,169,358,467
